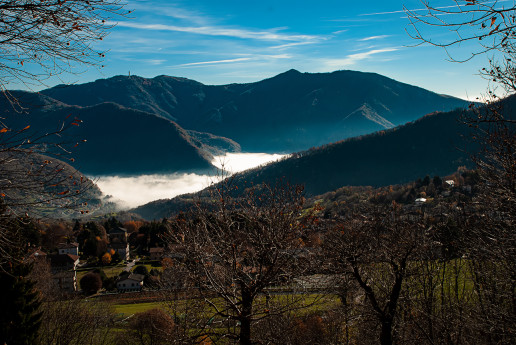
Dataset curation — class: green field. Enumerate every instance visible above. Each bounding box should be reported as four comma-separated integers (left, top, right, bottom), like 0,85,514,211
113,301,165,316
110,292,337,319
76,264,127,282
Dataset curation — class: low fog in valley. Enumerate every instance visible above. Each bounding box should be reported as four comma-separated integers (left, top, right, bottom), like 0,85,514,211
95,152,288,209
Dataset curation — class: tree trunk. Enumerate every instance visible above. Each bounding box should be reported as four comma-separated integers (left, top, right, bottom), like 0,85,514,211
239,286,253,345
380,319,393,345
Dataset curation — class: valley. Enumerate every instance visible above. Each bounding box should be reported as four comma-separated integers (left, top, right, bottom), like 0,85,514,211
2,70,471,214
1,1,515,344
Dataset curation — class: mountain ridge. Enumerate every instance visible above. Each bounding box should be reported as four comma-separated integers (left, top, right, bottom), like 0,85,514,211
41,69,469,152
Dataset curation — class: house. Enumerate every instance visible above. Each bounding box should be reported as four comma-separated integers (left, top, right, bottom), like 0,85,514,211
110,242,130,261
116,273,144,292
149,247,164,260
53,271,78,293
445,180,455,187
109,227,128,243
415,198,427,205
48,254,80,292
29,249,47,261
57,242,79,256
109,227,130,261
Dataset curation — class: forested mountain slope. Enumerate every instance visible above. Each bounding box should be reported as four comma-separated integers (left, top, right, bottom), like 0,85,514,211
2,92,235,175
130,94,516,220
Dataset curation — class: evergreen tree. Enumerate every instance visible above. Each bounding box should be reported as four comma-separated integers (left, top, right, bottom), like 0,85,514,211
0,262,42,345
103,217,122,232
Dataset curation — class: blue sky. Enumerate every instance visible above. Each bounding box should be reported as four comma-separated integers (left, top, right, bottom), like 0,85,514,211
57,1,502,99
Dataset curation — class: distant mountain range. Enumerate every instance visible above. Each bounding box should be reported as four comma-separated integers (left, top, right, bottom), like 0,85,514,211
131,94,516,220
41,69,468,152
5,69,471,191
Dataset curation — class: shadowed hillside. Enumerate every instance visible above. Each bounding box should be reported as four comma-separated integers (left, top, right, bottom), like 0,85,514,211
0,151,103,218
1,92,237,175
128,94,516,220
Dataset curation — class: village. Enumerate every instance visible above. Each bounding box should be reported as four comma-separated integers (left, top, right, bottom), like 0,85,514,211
25,169,477,298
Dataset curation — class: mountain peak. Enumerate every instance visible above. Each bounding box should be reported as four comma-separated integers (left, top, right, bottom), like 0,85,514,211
274,69,302,78
285,68,301,74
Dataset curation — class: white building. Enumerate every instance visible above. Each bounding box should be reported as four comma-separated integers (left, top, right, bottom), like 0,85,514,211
116,273,144,292
48,254,80,292
445,180,455,187
415,198,427,205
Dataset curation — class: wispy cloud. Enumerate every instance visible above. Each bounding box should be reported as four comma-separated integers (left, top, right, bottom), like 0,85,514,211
129,1,209,25
176,57,252,67
261,54,292,59
322,47,399,68
332,29,348,35
114,21,320,42
175,54,291,68
270,41,319,50
360,4,458,16
358,35,391,41
148,59,166,65
360,0,509,16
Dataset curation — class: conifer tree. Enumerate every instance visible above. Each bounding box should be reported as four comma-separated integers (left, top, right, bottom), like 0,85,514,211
0,261,43,345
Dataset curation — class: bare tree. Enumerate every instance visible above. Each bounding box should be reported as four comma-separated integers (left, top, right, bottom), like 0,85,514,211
0,0,127,263
324,204,428,345
0,0,130,97
459,98,516,344
407,3,516,343
37,298,118,345
166,180,319,345
406,0,516,93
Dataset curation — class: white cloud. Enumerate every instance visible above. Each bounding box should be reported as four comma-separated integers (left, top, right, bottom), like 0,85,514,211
257,54,292,59
359,1,510,16
177,57,252,67
270,41,319,50
148,59,166,65
128,1,208,25
322,47,399,68
113,21,320,42
358,35,391,41
175,54,291,68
